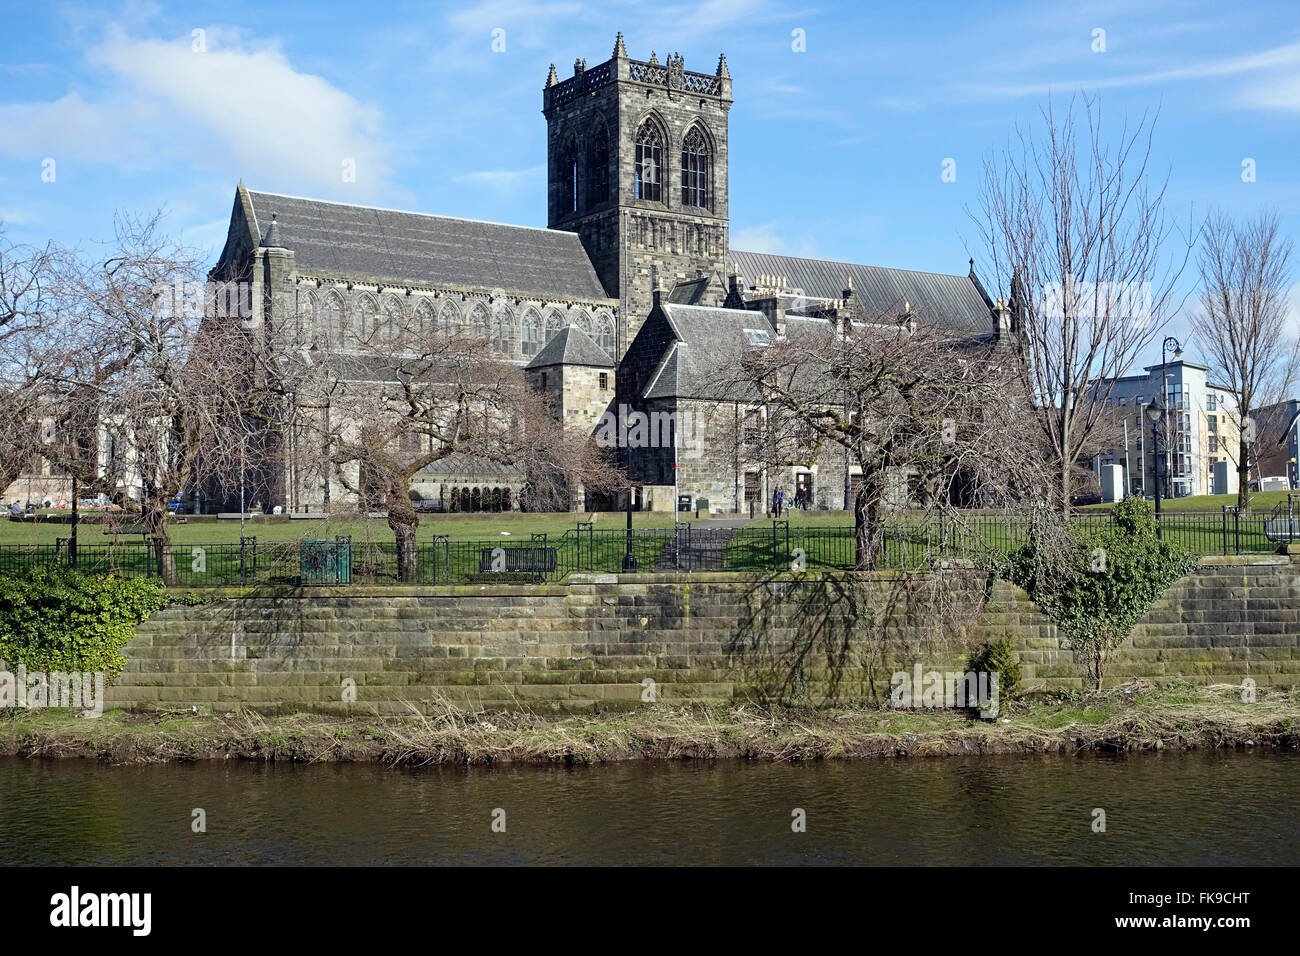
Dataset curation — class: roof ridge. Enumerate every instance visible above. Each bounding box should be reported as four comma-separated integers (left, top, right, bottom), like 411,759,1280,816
729,248,971,281
245,189,578,240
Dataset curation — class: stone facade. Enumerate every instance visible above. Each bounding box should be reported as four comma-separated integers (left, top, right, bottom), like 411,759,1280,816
544,35,732,351
109,555,1300,715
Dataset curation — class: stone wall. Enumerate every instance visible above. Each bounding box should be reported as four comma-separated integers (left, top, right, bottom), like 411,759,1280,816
110,555,1300,714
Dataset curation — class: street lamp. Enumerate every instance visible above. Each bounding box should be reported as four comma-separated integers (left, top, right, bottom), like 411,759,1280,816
1145,395,1165,537
1161,336,1183,496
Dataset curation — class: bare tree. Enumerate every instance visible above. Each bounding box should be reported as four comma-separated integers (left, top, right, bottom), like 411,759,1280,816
37,211,253,583
251,305,623,581
0,228,58,494
1190,209,1296,509
972,95,1193,516
708,306,1052,569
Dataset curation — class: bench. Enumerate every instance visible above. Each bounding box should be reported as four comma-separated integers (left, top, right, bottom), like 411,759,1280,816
1263,518,1300,542
477,545,558,577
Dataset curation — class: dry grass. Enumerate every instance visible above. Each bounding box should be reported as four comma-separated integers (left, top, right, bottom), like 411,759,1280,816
1,680,1296,766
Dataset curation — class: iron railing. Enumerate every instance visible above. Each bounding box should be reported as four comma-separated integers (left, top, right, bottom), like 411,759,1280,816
0,510,1279,586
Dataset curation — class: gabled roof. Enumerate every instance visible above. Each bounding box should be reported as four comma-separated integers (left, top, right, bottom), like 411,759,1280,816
525,323,615,370
242,189,610,301
728,250,992,332
643,303,783,400
667,273,721,305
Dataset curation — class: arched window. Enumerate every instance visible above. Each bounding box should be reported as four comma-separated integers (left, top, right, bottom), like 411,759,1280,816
380,295,405,345
544,309,564,344
319,291,345,348
586,119,609,207
354,294,378,346
298,293,315,342
635,120,663,203
437,298,461,338
493,305,513,354
574,310,592,335
414,299,436,343
521,308,542,357
681,125,710,209
562,134,579,215
467,301,491,340
594,313,614,358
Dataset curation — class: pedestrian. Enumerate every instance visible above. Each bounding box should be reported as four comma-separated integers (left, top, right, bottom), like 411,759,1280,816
772,484,784,517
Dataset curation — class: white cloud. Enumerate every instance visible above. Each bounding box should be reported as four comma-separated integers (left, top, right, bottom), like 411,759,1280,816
730,221,820,257
0,25,393,196
963,38,1300,102
452,164,544,197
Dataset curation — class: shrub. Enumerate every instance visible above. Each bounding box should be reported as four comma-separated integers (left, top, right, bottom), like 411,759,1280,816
967,637,1022,698
0,566,169,678
1006,504,1196,689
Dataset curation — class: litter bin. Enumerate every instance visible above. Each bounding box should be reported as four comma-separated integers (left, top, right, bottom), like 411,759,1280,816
677,494,693,513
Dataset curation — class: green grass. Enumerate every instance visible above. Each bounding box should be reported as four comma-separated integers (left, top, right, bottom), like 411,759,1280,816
1079,491,1293,513
0,510,701,546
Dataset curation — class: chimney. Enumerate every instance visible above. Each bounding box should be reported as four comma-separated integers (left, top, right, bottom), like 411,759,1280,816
724,262,745,309
992,297,1012,342
652,273,666,311
898,300,916,334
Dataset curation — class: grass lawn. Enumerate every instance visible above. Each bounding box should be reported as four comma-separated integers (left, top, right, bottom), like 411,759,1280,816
1079,491,1294,513
0,510,703,547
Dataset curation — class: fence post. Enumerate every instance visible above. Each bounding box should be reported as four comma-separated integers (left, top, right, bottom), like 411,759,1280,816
1221,506,1229,556
1234,508,1241,555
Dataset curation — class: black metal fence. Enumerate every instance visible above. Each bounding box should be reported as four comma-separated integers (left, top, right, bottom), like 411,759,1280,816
0,509,1282,587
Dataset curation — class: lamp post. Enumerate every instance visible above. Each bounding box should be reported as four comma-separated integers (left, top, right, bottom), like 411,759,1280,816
1161,336,1183,496
1146,395,1165,537
622,487,637,571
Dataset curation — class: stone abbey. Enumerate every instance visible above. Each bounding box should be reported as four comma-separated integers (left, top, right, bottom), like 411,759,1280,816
210,34,1005,515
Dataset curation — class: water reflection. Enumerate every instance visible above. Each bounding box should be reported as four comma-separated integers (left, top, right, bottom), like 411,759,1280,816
1,752,1295,865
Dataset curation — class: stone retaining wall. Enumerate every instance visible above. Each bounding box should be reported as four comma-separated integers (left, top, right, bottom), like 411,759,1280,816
110,555,1300,714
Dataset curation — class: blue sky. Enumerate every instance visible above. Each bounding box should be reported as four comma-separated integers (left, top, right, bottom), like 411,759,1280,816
3,0,1299,361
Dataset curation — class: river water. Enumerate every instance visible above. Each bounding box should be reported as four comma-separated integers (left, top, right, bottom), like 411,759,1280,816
1,751,1295,865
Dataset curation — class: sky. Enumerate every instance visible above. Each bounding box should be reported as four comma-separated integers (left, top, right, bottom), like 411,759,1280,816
2,0,1299,365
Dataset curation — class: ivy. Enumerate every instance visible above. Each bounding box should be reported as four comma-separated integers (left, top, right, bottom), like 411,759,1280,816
1004,497,1197,688
0,566,170,679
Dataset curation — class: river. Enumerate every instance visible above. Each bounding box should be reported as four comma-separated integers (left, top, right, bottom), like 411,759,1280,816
2,751,1295,865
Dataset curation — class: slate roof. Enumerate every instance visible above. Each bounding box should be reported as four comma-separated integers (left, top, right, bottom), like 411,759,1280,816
728,250,992,332
644,303,786,400
667,274,712,305
244,190,609,301
525,324,615,370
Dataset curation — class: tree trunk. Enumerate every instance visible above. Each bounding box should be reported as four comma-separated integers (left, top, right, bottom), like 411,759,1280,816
853,469,884,571
387,479,419,583
145,501,177,586
1237,432,1250,511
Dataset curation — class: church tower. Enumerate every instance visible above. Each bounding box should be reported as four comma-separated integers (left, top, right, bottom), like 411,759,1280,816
543,34,732,355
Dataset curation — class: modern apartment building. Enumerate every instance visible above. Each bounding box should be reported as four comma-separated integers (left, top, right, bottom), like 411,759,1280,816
1097,361,1240,498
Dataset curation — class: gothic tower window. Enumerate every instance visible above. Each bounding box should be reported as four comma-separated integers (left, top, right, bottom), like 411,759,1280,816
634,120,663,203
681,125,710,209
562,134,579,215
586,120,609,207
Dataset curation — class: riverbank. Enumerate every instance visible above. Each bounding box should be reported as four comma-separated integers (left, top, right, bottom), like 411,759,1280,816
4,680,1298,766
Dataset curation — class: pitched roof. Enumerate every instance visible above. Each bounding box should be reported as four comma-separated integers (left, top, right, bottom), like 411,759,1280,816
525,324,615,369
667,274,712,305
728,250,992,332
644,303,781,400
243,190,610,301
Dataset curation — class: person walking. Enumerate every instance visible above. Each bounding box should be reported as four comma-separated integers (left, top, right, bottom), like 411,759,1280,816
772,484,784,518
